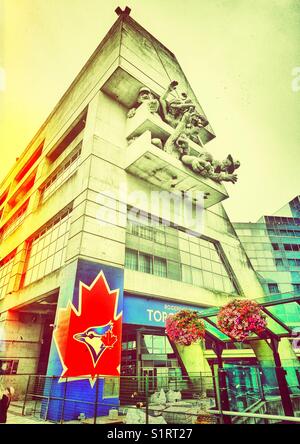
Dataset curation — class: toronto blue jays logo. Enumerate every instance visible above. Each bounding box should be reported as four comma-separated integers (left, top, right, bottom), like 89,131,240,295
53,270,122,379
73,321,117,367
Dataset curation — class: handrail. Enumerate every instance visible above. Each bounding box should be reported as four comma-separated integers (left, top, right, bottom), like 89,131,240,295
208,408,300,423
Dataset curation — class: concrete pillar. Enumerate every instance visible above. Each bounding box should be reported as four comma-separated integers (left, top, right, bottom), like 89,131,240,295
250,338,300,396
0,310,43,399
175,341,212,395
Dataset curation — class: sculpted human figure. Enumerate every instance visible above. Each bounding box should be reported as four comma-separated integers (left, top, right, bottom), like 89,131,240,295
159,81,209,139
127,86,160,118
164,109,238,184
184,111,209,145
213,155,240,175
159,81,194,128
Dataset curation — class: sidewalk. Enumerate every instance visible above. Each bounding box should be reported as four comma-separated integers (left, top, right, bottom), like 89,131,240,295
6,411,53,425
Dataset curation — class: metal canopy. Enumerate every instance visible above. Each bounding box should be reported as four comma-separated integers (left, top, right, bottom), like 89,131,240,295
198,292,300,343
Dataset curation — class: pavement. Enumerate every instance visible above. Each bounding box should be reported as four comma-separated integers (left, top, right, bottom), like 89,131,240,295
6,411,53,425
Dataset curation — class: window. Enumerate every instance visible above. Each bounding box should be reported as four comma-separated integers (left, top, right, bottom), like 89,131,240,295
284,243,300,251
15,142,43,182
139,253,153,274
0,359,19,375
23,209,72,287
292,284,300,295
271,243,279,251
125,249,138,270
40,144,81,202
275,258,284,268
140,335,173,355
153,257,167,277
127,219,166,244
0,252,15,300
1,202,28,241
268,283,279,294
48,110,87,162
288,259,300,268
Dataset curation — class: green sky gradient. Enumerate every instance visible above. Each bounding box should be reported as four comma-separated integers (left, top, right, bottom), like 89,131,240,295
1,0,299,221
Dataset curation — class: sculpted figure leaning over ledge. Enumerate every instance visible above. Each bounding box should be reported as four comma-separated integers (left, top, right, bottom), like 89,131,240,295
164,109,239,184
159,81,209,136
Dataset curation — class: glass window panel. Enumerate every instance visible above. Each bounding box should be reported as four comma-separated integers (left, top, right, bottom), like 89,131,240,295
125,249,138,270
268,303,300,325
138,253,152,274
167,260,181,281
213,274,225,292
56,236,65,251
153,257,167,277
222,278,234,293
58,221,67,237
45,256,54,275
191,267,203,287
180,252,190,265
202,258,212,272
154,230,165,244
179,238,189,252
142,335,153,353
44,233,51,247
37,261,46,280
153,336,164,353
51,226,59,243
189,242,199,255
36,238,44,253
190,255,201,268
200,247,210,259
268,283,279,294
203,271,214,288
35,251,42,265
262,313,290,334
53,250,63,271
210,249,220,262
182,265,192,284
31,266,38,282
41,246,49,262
48,242,56,257
212,262,222,274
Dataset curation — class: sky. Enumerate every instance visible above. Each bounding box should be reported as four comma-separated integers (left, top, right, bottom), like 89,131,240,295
0,0,300,222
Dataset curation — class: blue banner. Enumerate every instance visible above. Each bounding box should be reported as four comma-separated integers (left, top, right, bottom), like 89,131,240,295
123,293,205,327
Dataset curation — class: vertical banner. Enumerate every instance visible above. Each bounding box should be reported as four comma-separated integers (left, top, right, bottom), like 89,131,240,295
43,260,124,421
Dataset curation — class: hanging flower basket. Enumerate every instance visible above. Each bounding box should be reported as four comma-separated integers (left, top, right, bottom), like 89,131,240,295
217,299,267,342
165,310,205,346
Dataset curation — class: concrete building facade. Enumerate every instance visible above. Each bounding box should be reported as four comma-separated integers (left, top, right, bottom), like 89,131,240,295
0,10,271,418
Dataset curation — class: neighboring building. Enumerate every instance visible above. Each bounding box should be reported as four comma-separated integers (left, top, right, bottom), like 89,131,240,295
0,9,267,418
234,196,300,329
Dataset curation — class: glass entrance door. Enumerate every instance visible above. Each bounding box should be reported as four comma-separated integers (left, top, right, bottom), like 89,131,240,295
156,367,169,390
141,368,156,392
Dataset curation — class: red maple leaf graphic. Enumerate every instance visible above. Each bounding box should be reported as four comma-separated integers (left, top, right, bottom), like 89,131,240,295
53,271,122,379
102,329,117,348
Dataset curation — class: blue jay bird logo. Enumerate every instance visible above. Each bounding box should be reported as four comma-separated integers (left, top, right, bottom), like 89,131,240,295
73,321,116,367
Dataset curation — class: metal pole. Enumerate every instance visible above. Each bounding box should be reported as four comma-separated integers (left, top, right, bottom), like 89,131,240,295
270,337,294,419
22,375,31,416
94,376,99,424
145,374,149,425
60,377,68,424
215,344,231,425
44,376,54,421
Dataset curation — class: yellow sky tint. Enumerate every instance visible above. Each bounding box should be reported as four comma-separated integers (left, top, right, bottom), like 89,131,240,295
1,0,300,221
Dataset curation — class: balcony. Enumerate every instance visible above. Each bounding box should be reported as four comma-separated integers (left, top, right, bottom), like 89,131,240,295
101,65,215,145
125,117,229,208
